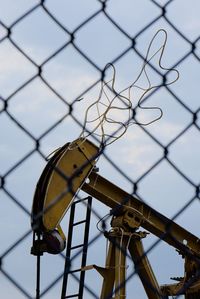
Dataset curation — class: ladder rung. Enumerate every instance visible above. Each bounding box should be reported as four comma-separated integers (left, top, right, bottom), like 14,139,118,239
70,243,84,250
72,219,87,227
74,196,91,204
68,268,81,274
65,294,79,298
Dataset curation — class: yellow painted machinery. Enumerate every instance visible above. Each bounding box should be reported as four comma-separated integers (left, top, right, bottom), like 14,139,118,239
31,138,200,299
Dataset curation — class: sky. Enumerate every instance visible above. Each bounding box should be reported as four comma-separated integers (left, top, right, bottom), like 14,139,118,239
0,0,200,298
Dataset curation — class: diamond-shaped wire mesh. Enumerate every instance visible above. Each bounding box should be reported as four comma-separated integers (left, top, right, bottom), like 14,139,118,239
0,0,200,298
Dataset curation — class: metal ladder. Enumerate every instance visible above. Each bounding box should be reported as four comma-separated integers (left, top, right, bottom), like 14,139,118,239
61,196,92,299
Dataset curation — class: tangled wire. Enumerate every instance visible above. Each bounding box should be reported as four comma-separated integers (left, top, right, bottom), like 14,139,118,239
76,29,179,148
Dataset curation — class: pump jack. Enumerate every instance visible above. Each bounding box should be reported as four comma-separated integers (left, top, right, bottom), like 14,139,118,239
31,138,200,298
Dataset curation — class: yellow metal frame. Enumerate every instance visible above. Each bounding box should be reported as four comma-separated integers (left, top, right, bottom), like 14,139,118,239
32,138,99,232
31,138,200,298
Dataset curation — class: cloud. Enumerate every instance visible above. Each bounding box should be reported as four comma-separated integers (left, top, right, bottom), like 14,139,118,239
0,41,37,97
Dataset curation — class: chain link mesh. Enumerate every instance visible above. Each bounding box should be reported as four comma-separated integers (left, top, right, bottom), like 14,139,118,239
0,0,200,298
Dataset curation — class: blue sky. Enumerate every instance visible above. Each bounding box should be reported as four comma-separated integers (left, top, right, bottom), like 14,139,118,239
0,1,200,298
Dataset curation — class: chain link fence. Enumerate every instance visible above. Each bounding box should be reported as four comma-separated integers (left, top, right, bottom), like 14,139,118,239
0,0,200,298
